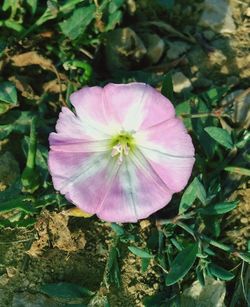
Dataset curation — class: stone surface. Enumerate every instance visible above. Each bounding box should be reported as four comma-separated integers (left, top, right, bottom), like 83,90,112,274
141,33,165,64
105,27,146,71
172,72,193,93
181,277,226,307
166,41,191,60
199,0,236,34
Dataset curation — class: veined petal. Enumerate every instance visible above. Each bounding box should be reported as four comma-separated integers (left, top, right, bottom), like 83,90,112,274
55,106,110,141
104,83,175,132
136,118,195,157
70,86,120,135
49,133,110,153
97,151,172,222
136,118,195,192
48,151,92,191
49,151,120,215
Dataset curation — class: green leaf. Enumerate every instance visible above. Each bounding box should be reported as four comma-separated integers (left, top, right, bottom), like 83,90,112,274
179,177,206,213
108,0,124,13
0,82,18,115
0,111,33,140
204,127,233,149
0,82,17,104
196,267,205,286
128,246,154,259
237,252,250,264
40,282,94,299
25,0,38,15
105,10,122,31
0,197,36,214
208,263,234,281
224,166,250,176
111,223,124,236
59,5,95,40
141,258,151,273
165,243,198,285
199,201,238,215
106,246,121,287
176,99,192,130
162,72,174,102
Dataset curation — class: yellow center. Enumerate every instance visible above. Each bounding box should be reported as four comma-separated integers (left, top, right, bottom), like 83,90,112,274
110,131,135,163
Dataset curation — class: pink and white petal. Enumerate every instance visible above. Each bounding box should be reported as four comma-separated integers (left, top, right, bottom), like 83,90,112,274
48,150,92,191
136,117,195,158
138,147,195,193
56,106,110,141
49,133,110,153
97,152,172,223
70,86,120,135
63,156,119,215
104,83,175,132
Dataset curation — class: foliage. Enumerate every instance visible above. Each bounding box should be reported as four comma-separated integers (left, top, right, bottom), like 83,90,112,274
0,0,249,306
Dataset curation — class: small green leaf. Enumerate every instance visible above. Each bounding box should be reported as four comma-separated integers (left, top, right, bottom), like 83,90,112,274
237,252,250,264
0,82,18,115
179,177,206,213
162,72,174,102
106,10,122,31
0,197,36,214
59,5,95,40
165,243,198,285
176,99,192,129
199,201,238,215
26,0,38,15
224,166,250,176
128,246,154,259
196,267,205,286
0,82,17,104
208,263,234,281
204,127,233,149
111,223,124,236
40,282,94,299
141,258,151,273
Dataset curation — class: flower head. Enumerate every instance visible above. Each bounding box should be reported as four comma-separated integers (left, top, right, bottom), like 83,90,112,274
48,83,195,222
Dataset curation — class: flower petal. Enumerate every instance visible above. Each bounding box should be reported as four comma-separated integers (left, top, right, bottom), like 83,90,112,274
104,83,175,132
57,106,110,142
49,133,109,153
136,118,195,192
97,152,172,222
70,86,120,135
49,150,120,214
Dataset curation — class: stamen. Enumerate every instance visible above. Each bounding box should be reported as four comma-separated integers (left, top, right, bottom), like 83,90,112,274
111,142,130,163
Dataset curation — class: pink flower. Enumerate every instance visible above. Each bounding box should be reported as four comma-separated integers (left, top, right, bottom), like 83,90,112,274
48,83,195,222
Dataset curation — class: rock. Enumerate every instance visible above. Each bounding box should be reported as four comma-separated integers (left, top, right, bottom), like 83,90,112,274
208,49,227,66
221,89,250,129
167,41,191,60
181,276,226,307
172,72,193,93
140,34,165,64
245,7,250,17
199,0,236,34
105,27,146,71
